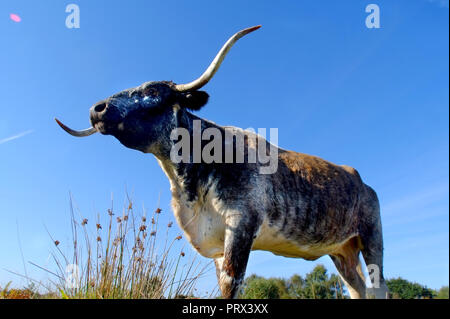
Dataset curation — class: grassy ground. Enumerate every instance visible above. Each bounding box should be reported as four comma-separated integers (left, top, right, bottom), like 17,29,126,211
1,196,214,299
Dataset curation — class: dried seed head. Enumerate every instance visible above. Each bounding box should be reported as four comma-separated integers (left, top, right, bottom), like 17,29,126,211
139,225,147,232
116,217,122,223
151,218,155,225
81,218,88,226
128,202,132,210
175,235,182,240
142,232,147,239
150,231,156,237
180,252,185,257
54,240,60,246
142,216,147,223
123,215,128,221
155,208,162,214
168,222,173,228
96,223,102,230
108,209,113,216
97,236,102,242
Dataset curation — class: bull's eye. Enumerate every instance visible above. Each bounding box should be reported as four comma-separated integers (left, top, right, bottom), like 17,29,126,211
139,86,162,110
143,87,159,97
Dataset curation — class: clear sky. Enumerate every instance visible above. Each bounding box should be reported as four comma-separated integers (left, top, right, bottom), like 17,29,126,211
0,0,448,294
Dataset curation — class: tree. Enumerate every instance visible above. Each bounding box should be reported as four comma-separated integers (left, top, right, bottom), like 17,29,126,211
286,274,306,298
241,264,346,299
300,264,346,299
386,277,434,299
328,273,346,299
240,267,440,299
269,277,291,299
435,286,449,299
239,275,282,299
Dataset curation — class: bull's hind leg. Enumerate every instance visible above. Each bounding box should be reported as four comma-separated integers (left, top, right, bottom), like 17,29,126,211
330,236,367,299
360,187,389,299
361,248,389,299
360,223,389,298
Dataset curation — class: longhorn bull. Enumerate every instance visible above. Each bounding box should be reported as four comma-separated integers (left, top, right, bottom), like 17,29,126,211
56,26,389,299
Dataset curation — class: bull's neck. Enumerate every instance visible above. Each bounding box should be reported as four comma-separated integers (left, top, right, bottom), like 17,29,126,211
153,107,223,158
153,108,222,199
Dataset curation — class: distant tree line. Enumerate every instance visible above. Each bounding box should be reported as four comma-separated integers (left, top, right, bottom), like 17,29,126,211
238,264,449,299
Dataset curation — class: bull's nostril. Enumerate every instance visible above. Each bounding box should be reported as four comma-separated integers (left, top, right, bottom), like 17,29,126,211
94,103,107,113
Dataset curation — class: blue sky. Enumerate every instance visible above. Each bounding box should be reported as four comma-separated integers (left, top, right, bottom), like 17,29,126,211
0,0,448,294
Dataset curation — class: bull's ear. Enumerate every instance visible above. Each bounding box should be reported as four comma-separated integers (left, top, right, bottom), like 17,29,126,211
179,91,209,111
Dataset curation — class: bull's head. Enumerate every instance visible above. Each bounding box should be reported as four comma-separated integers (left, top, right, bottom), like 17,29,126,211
55,26,260,153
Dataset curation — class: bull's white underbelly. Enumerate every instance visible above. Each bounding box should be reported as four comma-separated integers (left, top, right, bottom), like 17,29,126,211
177,209,353,260
252,220,353,260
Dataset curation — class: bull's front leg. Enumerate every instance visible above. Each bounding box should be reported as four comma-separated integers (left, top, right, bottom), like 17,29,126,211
215,211,260,299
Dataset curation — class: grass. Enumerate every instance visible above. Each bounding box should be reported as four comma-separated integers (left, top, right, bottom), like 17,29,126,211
1,194,215,299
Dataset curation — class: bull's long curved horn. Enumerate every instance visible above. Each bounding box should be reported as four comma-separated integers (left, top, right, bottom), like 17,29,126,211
174,25,261,92
55,118,97,137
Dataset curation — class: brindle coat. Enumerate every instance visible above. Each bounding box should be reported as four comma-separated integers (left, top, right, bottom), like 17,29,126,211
76,81,389,299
